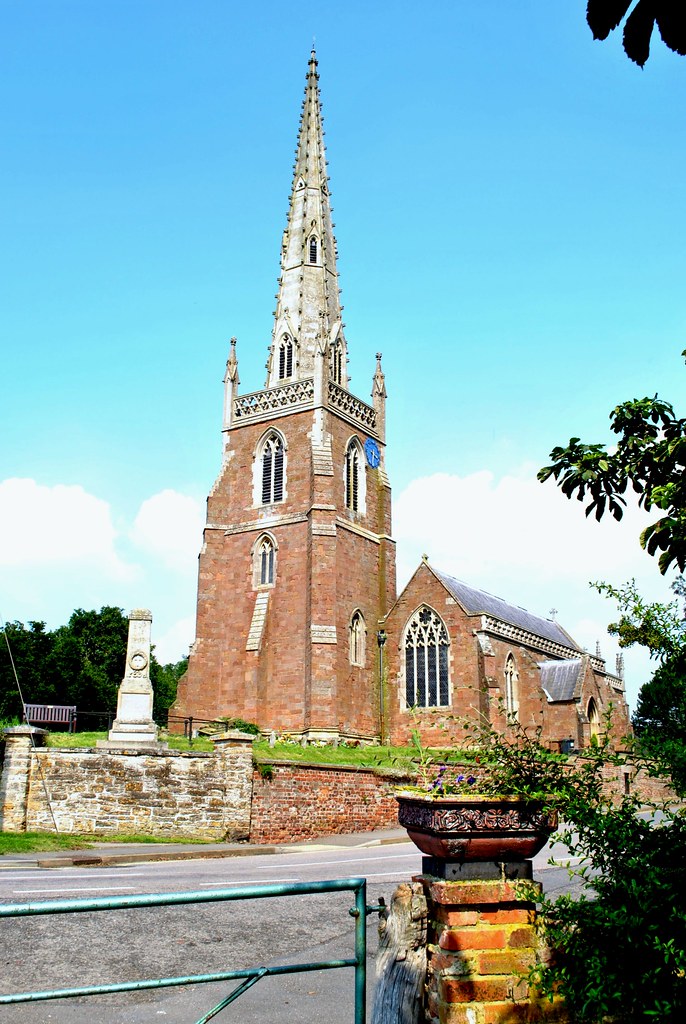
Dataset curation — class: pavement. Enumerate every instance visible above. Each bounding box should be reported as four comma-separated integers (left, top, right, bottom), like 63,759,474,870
0,826,411,869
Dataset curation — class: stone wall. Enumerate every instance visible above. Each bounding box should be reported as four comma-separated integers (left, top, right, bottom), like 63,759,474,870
0,728,253,840
249,761,411,844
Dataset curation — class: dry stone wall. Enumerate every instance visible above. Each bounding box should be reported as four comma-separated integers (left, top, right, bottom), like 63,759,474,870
0,729,253,840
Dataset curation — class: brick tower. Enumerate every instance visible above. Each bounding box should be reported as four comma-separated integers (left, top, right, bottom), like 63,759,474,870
172,50,396,741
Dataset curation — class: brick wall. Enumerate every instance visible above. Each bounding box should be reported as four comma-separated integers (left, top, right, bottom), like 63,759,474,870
249,761,412,844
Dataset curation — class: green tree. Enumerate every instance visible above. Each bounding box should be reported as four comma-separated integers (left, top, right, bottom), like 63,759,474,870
151,656,187,723
539,351,686,575
0,620,54,720
587,0,686,66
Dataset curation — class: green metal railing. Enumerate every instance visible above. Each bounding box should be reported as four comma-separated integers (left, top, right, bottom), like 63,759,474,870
0,877,372,1023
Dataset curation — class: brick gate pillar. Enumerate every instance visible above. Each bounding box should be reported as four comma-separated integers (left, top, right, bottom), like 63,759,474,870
0,725,47,832
420,873,567,1024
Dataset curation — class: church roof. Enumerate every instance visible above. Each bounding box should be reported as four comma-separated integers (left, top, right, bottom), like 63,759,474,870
434,570,581,651
539,659,584,702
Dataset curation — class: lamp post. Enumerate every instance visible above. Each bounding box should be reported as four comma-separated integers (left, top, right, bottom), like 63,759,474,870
376,629,387,744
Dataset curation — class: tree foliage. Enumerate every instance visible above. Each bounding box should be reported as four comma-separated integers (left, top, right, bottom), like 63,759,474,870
1,607,182,726
539,351,686,574
465,716,686,1021
587,0,686,66
593,576,686,659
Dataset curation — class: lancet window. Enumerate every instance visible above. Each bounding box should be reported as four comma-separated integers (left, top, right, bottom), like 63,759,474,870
345,439,363,514
278,336,293,379
332,340,343,384
504,653,519,722
254,534,276,587
309,235,318,264
349,611,365,666
404,607,450,708
261,432,284,505
588,697,600,740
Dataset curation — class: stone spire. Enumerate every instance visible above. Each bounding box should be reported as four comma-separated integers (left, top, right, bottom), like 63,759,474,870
267,49,347,389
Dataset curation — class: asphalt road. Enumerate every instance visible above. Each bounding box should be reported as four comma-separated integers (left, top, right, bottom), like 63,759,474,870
0,841,584,1024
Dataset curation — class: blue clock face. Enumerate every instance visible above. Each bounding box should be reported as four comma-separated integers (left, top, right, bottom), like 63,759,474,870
364,438,380,469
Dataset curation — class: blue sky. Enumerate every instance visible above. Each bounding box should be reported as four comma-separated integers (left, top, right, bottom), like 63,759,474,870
2,1,685,710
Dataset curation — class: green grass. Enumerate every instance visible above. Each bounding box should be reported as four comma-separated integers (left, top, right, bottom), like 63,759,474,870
45,731,214,752
252,739,466,771
0,831,215,856
44,731,465,768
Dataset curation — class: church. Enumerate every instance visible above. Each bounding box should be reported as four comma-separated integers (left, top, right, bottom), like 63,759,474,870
171,51,630,751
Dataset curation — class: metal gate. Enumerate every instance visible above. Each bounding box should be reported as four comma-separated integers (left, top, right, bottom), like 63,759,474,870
0,876,372,1023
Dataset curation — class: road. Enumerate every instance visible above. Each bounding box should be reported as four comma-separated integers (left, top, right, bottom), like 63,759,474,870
0,840,583,1024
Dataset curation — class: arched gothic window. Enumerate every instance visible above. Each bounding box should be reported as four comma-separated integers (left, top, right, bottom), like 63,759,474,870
261,433,284,505
588,697,600,740
345,439,363,513
254,535,276,587
278,336,293,379
404,607,450,708
309,235,318,264
504,654,519,722
349,611,365,666
332,340,343,384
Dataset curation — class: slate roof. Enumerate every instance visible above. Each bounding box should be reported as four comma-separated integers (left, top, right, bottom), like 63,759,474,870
539,660,583,702
434,570,581,651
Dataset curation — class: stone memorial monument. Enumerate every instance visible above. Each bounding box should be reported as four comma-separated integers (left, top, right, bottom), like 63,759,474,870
97,609,167,750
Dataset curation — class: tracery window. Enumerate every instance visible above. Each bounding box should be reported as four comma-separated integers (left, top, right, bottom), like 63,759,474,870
345,439,363,513
404,606,450,708
261,432,284,505
254,534,276,587
309,236,318,264
278,336,293,379
349,610,365,666
504,654,519,722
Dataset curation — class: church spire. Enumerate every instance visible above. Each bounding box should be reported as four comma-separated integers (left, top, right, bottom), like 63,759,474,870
267,50,347,389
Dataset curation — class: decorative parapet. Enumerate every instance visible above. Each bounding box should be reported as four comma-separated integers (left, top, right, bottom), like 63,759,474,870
231,376,378,435
327,380,377,433
234,378,315,423
481,615,607,673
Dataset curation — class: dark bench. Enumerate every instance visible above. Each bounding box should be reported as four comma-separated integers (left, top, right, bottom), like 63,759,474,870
24,704,77,732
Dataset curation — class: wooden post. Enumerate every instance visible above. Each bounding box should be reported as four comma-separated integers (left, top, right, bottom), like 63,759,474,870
372,882,428,1024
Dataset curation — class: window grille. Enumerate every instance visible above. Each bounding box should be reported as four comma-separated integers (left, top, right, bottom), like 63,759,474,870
309,236,318,263
278,337,293,379
332,342,343,384
345,442,360,512
261,434,284,504
404,606,450,708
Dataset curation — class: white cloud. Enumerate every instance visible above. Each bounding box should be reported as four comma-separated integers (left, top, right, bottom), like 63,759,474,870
0,478,131,578
152,615,195,664
393,466,675,710
130,489,204,572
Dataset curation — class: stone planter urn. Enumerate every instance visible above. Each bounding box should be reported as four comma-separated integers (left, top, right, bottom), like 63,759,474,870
396,793,557,862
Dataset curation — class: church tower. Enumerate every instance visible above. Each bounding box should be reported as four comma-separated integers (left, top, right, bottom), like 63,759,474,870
172,51,396,740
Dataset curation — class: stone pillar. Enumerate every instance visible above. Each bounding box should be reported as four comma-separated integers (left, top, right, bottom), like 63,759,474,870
421,874,567,1023
98,609,167,751
0,725,46,832
211,731,255,841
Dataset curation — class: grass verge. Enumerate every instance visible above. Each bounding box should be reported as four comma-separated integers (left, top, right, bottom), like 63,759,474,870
45,731,214,752
0,831,214,856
